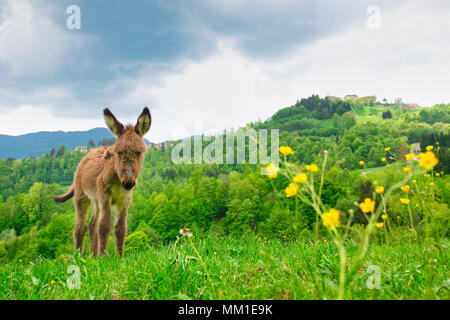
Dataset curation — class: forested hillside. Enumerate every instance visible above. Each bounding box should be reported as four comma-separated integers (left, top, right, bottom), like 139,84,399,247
0,96,449,263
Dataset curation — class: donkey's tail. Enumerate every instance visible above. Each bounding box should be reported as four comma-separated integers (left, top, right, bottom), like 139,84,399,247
53,186,75,203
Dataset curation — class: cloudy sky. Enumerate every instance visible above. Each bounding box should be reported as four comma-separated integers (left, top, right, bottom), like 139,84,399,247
0,0,449,142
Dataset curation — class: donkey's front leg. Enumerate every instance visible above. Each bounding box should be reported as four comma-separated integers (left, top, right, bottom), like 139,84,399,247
115,194,131,257
88,202,99,256
114,207,128,257
97,198,112,256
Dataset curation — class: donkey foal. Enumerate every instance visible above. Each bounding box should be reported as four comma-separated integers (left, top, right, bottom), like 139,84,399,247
54,108,151,256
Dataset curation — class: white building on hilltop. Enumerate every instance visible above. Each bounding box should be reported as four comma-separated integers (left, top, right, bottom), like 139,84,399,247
74,146,88,153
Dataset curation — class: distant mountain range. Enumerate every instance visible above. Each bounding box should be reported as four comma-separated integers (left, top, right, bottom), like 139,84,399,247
0,128,143,159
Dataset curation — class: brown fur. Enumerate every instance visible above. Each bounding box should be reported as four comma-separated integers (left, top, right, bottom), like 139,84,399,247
54,107,151,256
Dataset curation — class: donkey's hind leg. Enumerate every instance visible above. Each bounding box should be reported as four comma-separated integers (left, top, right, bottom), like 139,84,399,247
88,202,99,256
74,196,90,254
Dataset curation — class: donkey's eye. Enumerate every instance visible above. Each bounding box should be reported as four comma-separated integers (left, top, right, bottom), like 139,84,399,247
117,151,124,157
135,152,141,157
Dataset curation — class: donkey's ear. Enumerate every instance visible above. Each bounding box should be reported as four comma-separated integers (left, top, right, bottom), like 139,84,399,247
135,107,151,136
103,108,125,137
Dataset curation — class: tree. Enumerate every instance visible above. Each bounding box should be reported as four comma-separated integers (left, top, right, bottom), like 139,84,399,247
88,139,96,149
382,110,392,119
223,197,260,235
124,231,151,254
21,183,66,228
260,206,293,238
56,146,67,157
436,147,450,174
37,214,73,258
98,138,116,146
342,112,356,130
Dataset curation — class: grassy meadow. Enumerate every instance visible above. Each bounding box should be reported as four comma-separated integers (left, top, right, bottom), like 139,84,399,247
1,237,448,300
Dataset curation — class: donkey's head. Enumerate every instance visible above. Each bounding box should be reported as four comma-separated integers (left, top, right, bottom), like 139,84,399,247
103,107,151,190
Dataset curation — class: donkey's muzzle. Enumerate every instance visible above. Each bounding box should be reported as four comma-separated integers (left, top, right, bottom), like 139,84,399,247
122,180,136,190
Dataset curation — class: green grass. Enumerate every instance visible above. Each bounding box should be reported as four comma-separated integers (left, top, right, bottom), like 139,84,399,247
360,161,427,184
1,237,448,300
354,104,421,124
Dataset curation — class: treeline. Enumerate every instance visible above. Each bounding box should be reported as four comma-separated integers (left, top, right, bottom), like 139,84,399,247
270,95,354,122
0,156,372,260
1,150,448,261
0,149,84,200
0,138,119,201
420,131,450,173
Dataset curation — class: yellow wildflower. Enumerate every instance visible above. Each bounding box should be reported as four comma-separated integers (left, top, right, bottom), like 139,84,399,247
435,173,440,177
293,173,308,183
419,152,438,170
423,173,430,178
359,160,365,166
322,208,340,231
403,167,411,173
412,180,416,183
385,147,391,151
400,185,410,193
50,280,56,285
404,153,415,161
381,214,388,220
279,146,293,156
360,198,375,213
400,198,410,205
426,145,433,151
375,222,384,229
285,183,299,198
381,157,386,162
266,163,279,179
375,186,384,194
305,164,319,172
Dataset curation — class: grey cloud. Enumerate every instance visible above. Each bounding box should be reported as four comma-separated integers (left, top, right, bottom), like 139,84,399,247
0,0,448,122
